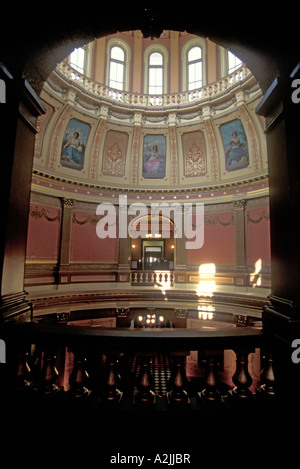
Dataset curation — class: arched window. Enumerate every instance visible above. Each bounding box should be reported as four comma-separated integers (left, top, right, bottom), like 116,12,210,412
187,46,203,90
68,43,93,77
69,46,86,74
109,46,125,90
227,50,242,73
148,51,163,95
182,38,206,91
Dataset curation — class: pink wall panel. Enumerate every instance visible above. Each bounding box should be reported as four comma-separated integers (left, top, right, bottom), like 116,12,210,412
70,210,119,263
187,212,236,266
26,204,61,262
246,207,271,267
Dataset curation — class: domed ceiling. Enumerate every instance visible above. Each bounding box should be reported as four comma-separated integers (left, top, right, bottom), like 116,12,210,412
32,31,268,204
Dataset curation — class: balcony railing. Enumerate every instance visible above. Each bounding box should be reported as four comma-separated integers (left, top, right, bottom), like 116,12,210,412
3,322,275,408
54,61,252,110
130,270,174,287
3,320,293,448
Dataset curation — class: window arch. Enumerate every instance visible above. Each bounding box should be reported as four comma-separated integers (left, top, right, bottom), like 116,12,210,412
182,38,206,91
148,51,163,95
109,45,125,90
106,38,131,91
187,46,203,90
144,45,168,95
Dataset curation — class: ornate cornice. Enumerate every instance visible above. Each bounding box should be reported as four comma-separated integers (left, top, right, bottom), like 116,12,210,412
32,169,268,201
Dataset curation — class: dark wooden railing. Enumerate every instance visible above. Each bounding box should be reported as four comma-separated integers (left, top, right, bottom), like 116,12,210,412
1,322,284,448
2,323,275,405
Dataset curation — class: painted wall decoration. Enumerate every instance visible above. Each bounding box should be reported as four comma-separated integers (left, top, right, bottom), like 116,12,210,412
182,130,207,177
102,130,128,177
142,134,166,179
220,119,249,171
60,118,91,170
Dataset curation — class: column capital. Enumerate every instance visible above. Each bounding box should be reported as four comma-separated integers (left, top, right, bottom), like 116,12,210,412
233,199,247,210
60,197,75,208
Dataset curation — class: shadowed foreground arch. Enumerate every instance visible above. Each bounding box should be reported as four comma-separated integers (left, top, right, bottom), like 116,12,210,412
1,7,300,449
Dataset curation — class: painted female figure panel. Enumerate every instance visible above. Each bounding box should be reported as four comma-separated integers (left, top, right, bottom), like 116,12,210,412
220,118,249,172
142,134,166,179
60,118,91,170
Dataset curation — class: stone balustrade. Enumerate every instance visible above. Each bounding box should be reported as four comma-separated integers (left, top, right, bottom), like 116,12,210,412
55,61,252,111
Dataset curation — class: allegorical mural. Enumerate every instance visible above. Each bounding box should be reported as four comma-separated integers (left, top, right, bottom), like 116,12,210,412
142,134,166,179
60,118,91,170
220,118,249,172
181,130,207,177
102,130,128,177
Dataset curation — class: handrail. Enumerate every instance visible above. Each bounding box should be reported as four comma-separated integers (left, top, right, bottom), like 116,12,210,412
2,321,263,352
54,61,252,110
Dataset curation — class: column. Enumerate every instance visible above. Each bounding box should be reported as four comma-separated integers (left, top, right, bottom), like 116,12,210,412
132,31,143,93
256,65,300,402
174,207,187,284
117,205,131,282
58,197,75,284
0,67,45,322
256,67,300,329
170,31,179,94
233,199,247,287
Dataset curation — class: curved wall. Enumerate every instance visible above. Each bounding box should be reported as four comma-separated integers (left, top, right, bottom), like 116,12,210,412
25,33,270,318
33,62,266,198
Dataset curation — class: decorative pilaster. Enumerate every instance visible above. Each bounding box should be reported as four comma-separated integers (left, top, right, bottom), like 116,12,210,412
130,114,142,185
58,198,75,284
168,114,178,185
174,205,187,283
117,202,131,282
233,199,247,286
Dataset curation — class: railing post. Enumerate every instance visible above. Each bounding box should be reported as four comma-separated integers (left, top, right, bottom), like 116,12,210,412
167,353,190,406
39,348,63,397
230,349,253,400
68,349,92,399
134,354,156,407
199,351,223,405
101,354,123,405
257,352,276,398
16,348,32,391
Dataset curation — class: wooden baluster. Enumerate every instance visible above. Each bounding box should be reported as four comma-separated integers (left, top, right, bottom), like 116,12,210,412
102,354,123,405
134,355,155,407
257,352,276,398
167,353,190,406
16,349,32,391
199,354,222,404
68,350,92,399
230,349,253,400
39,349,63,397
